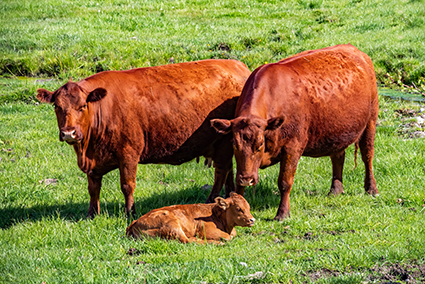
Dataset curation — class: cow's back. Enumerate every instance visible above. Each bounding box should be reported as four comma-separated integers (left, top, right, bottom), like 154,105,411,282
78,59,250,164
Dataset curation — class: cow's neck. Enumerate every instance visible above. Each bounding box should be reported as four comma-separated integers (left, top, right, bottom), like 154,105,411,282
73,103,105,174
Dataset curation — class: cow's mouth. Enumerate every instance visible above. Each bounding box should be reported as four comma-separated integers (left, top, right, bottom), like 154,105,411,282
65,140,80,145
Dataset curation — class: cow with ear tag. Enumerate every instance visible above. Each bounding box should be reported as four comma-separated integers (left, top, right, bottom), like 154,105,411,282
37,59,251,218
211,44,379,221
126,192,255,244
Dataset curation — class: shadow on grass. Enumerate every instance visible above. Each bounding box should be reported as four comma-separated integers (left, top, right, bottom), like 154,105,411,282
0,185,206,229
0,175,340,229
1,184,280,229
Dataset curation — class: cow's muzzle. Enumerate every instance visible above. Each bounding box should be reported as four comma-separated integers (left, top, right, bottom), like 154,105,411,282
248,217,255,227
237,176,257,187
60,128,81,144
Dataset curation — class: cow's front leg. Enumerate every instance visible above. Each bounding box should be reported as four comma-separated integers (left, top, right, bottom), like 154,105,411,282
275,151,302,221
119,161,138,218
87,173,103,218
328,150,345,195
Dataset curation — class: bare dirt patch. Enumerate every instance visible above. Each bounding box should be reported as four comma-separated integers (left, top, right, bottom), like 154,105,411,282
367,262,425,283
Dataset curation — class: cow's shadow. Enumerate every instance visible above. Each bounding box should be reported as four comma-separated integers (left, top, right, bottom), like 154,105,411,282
1,183,277,229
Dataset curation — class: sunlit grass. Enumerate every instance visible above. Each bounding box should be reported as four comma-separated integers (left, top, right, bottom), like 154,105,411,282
1,91,424,283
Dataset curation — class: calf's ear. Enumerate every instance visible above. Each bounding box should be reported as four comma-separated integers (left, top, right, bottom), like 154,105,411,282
87,88,107,103
266,116,285,130
37,89,54,103
214,197,229,210
211,119,232,134
229,192,238,197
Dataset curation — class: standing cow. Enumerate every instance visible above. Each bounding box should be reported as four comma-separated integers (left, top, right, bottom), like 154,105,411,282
37,59,251,218
211,44,379,220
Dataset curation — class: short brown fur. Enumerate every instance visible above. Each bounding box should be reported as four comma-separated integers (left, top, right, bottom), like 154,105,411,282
37,59,251,217
126,192,255,244
211,45,379,220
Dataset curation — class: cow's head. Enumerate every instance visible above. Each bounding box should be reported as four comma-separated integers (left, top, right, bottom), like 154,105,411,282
37,82,107,145
211,116,284,186
215,192,255,227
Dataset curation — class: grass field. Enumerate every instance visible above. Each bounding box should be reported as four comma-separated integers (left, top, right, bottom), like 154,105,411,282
0,87,424,283
1,0,425,283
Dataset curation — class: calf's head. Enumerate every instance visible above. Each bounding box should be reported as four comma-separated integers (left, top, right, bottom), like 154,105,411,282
211,116,284,186
215,192,255,227
37,82,107,144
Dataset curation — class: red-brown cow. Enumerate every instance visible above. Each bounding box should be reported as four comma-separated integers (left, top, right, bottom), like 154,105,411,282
36,59,251,218
211,44,379,220
126,192,255,244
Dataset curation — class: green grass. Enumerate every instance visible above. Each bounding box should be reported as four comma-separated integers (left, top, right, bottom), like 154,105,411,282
1,91,424,283
1,0,425,91
1,0,425,282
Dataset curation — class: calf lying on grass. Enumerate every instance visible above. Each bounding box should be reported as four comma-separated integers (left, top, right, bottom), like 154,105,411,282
126,192,255,244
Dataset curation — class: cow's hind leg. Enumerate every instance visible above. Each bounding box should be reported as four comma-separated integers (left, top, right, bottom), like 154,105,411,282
328,150,345,195
359,121,378,195
224,167,235,198
206,137,234,203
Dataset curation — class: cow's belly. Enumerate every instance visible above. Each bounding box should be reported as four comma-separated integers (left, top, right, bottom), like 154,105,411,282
302,125,365,157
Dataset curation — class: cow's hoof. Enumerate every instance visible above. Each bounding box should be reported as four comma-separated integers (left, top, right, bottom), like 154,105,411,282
274,213,290,221
328,188,345,196
205,198,214,204
328,180,344,195
366,188,379,196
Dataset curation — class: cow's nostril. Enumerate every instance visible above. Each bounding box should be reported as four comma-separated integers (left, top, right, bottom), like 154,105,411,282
71,130,76,135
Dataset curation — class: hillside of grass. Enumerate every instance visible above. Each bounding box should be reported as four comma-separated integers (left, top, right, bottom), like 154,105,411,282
1,0,425,93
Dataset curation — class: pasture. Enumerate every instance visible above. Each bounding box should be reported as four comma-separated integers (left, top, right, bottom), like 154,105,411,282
1,0,425,283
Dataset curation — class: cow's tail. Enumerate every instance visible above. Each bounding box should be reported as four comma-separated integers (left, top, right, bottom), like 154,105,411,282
353,141,359,170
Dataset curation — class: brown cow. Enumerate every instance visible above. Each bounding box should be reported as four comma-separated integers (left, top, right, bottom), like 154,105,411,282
211,44,379,220
126,192,255,243
36,59,251,218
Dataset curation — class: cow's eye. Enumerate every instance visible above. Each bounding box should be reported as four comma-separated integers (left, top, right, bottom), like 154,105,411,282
237,207,243,213
79,104,87,112
256,141,264,152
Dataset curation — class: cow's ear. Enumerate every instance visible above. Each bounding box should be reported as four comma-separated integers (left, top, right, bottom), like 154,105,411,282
87,88,107,103
211,119,232,134
229,191,238,198
266,116,285,130
37,89,54,103
214,197,229,210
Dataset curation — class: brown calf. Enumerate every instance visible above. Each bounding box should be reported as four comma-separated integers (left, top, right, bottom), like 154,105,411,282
126,192,255,244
